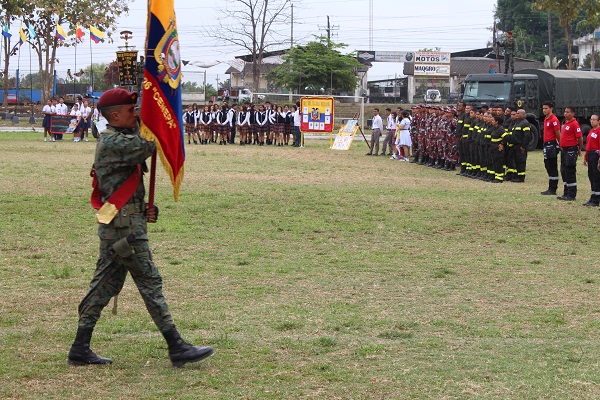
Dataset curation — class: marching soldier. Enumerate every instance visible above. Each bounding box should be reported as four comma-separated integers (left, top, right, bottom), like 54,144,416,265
68,88,213,367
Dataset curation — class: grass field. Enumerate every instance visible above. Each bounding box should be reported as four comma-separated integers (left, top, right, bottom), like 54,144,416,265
0,132,599,399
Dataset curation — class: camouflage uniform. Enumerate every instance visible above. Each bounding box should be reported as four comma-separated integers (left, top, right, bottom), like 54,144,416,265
78,125,174,333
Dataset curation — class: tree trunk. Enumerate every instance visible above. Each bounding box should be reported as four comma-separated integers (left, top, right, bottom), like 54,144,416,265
564,24,573,70
2,36,10,107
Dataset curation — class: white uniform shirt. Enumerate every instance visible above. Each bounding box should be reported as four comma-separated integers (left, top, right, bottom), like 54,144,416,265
372,114,383,131
293,110,301,127
56,103,68,115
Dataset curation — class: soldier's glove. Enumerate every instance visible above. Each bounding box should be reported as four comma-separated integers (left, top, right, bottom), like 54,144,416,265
146,205,159,223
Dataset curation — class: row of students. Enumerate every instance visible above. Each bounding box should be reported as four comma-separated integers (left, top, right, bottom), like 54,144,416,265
42,96,97,142
182,101,301,147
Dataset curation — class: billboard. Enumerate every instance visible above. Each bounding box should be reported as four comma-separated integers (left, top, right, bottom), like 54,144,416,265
414,51,451,77
357,51,415,64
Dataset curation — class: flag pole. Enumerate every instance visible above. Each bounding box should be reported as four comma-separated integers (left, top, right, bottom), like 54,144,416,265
141,1,157,209
89,33,93,93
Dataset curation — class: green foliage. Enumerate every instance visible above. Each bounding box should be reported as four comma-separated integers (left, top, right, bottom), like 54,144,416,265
103,60,120,90
12,0,131,100
581,52,600,69
531,0,600,69
268,36,361,95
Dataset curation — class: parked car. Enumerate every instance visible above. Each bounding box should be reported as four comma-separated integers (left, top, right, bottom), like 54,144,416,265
425,89,442,103
448,92,461,103
6,93,17,104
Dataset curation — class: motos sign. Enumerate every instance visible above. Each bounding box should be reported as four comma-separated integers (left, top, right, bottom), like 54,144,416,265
414,51,451,76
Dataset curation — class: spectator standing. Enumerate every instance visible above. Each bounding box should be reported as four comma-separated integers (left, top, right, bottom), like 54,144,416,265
583,115,600,206
367,108,383,155
557,106,583,201
540,101,561,195
381,108,395,156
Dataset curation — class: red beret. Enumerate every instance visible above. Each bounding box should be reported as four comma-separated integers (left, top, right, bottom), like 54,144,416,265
97,88,138,109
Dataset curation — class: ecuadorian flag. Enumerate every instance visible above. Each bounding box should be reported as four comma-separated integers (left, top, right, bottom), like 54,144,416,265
140,0,184,202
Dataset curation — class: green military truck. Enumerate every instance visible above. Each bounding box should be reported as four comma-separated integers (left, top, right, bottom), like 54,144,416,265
461,69,600,150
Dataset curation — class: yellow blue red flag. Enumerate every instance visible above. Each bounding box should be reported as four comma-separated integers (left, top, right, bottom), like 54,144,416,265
140,0,184,201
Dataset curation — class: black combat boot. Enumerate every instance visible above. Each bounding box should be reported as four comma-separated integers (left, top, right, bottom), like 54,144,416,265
68,327,113,366
410,153,419,163
162,327,214,368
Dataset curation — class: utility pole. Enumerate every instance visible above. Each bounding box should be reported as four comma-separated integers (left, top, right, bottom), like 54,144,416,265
291,3,294,48
369,0,373,50
319,16,339,46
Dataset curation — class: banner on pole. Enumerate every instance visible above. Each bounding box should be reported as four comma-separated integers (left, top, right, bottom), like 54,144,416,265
300,96,334,133
117,51,139,86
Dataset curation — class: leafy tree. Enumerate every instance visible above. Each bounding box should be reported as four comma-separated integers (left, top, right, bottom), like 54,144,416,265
21,0,130,101
582,52,600,69
219,79,231,90
1,0,35,105
204,83,217,99
532,0,600,69
181,81,203,92
205,0,291,92
103,60,120,90
268,37,360,95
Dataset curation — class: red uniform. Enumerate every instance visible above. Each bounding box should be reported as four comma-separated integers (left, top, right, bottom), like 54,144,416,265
559,119,582,148
543,114,560,142
585,127,600,162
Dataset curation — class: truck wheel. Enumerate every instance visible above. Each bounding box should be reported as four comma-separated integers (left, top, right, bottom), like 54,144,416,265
527,125,538,151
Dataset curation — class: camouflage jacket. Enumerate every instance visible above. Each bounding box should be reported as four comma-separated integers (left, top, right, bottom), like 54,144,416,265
94,125,155,240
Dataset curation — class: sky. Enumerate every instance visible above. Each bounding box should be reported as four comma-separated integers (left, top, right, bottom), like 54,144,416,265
6,0,496,88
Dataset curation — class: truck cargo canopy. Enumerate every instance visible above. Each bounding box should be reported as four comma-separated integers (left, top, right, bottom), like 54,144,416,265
518,69,600,109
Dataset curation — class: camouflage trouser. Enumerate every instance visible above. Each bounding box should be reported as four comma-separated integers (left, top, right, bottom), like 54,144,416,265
77,238,174,333
505,53,514,73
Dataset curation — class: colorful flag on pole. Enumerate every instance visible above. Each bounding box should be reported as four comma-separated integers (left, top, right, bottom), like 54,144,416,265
27,23,36,39
76,24,84,42
140,0,184,201
1,21,11,39
89,26,104,43
18,25,26,46
56,24,67,41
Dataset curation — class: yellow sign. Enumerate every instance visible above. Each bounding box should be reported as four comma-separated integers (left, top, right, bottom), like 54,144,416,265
332,119,359,150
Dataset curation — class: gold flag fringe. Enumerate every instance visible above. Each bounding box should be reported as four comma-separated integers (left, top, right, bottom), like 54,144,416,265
140,124,184,202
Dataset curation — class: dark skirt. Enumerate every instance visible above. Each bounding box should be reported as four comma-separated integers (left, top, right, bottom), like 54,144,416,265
42,114,51,128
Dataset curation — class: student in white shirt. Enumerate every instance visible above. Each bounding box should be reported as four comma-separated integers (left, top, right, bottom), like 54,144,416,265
70,104,82,142
42,99,54,142
80,100,92,142
367,108,384,155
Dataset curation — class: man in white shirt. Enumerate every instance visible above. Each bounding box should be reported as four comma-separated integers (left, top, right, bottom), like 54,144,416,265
380,107,396,156
293,102,301,147
367,108,383,155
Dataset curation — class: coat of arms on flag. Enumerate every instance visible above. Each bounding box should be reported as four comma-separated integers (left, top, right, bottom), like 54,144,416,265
140,0,185,202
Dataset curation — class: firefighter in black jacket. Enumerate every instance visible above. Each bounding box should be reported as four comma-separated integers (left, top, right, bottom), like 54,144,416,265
505,109,531,182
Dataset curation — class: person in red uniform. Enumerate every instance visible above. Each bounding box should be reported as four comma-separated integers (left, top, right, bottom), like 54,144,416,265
583,115,600,206
540,101,561,195
558,106,583,201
